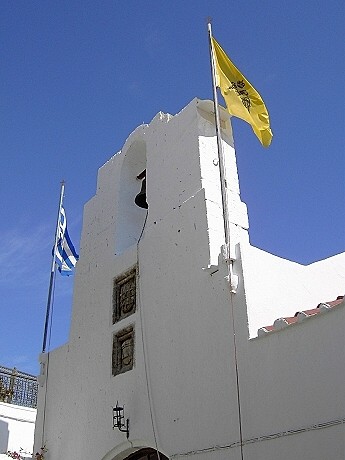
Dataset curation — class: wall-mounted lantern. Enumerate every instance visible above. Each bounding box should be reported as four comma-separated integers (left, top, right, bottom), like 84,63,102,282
112,402,129,438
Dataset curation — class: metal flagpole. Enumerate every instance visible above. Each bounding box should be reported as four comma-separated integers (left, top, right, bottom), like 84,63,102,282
207,20,244,460
42,181,65,353
207,20,236,290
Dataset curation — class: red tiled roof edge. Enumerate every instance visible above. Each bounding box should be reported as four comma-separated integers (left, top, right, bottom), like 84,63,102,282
257,295,344,337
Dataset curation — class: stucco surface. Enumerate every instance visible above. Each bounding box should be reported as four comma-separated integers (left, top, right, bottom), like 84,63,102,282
0,401,36,457
34,99,345,460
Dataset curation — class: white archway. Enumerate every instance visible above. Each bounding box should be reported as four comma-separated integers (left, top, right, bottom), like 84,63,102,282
100,440,169,460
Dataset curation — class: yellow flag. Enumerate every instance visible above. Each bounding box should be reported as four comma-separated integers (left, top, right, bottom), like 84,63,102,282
211,36,273,147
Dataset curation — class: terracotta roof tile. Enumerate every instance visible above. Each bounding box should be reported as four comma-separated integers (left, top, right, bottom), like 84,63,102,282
327,295,344,307
257,295,344,337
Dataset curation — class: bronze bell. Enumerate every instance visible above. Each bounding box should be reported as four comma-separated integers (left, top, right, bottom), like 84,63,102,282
135,178,148,209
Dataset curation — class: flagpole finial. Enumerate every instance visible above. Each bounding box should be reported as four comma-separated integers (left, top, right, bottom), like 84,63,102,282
206,17,213,36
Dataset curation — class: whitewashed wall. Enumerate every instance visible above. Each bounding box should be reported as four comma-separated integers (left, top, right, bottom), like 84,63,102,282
242,245,345,337
34,98,345,460
0,402,36,459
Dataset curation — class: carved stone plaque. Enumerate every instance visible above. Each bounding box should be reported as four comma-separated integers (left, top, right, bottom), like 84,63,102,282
112,326,134,376
113,268,136,323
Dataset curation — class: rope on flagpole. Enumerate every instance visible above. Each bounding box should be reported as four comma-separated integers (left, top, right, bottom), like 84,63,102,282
207,19,244,460
136,210,162,459
41,266,57,448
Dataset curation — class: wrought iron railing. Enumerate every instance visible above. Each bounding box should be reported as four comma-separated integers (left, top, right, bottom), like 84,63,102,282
0,366,38,408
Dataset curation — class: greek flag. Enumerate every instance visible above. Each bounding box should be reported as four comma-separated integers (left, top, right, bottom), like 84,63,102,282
55,207,79,276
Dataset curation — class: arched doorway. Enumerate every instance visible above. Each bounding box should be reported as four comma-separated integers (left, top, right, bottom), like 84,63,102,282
124,448,169,460
101,441,170,460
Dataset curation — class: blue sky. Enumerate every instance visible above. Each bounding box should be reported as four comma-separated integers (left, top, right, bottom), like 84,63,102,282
1,1,344,374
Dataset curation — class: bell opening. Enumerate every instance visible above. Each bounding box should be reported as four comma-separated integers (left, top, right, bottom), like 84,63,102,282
135,172,148,209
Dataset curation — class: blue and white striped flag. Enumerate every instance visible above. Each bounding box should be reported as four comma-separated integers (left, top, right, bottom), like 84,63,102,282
55,207,79,276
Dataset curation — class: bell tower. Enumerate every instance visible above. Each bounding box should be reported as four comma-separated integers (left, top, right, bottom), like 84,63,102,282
35,98,250,460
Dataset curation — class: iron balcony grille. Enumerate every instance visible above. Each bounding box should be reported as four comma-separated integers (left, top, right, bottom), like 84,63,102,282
0,366,38,408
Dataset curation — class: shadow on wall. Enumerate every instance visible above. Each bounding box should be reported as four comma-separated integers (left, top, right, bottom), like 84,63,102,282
116,139,148,255
0,419,9,453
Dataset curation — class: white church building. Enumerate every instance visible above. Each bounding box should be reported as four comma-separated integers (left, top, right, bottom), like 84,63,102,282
34,99,345,460
0,366,37,459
